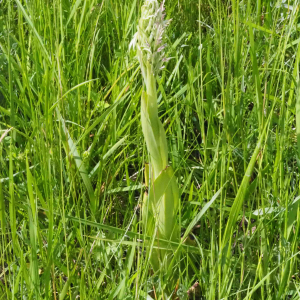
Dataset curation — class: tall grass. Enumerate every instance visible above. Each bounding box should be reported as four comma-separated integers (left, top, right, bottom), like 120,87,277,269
0,0,300,299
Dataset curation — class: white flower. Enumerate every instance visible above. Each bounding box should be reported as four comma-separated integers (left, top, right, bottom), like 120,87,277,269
130,0,171,79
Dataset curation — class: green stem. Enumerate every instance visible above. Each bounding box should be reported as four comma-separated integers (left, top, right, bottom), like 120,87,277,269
141,64,168,179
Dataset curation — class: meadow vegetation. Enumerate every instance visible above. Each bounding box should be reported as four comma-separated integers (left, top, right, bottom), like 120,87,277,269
0,0,300,299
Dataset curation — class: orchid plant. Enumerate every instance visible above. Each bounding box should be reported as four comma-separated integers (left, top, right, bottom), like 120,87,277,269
130,0,180,273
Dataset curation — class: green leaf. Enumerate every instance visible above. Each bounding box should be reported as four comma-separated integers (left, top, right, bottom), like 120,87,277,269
56,108,96,213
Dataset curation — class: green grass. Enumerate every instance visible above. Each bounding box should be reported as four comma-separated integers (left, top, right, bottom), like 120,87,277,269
0,0,300,299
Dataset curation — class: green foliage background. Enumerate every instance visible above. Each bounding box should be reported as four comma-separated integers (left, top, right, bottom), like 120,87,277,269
0,0,300,299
